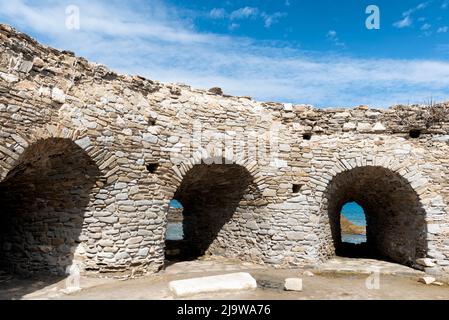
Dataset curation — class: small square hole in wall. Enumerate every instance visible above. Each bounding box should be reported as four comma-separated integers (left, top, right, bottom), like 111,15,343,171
303,133,312,140
148,118,156,126
146,163,159,173
292,184,302,194
409,129,421,139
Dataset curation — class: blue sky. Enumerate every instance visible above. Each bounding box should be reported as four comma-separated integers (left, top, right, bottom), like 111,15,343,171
341,202,366,227
1,0,448,107
170,199,182,209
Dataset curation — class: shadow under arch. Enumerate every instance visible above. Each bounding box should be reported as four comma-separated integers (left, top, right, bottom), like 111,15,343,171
165,159,260,260
325,166,427,268
0,138,100,278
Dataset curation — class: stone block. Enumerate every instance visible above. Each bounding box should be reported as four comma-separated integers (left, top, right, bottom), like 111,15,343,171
169,273,257,297
284,278,303,291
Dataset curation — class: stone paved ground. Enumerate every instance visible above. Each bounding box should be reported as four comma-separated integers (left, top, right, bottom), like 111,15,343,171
310,257,425,276
1,257,448,300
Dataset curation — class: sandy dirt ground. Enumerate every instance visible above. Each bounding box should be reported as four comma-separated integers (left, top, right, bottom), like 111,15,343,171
1,257,448,300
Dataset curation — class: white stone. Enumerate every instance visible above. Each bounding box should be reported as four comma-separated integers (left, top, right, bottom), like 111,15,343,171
283,103,293,111
427,224,441,234
286,231,303,241
169,272,257,297
19,60,33,73
75,136,91,149
432,135,449,142
0,72,18,83
6,105,20,113
418,276,436,285
246,220,259,230
372,122,386,133
137,247,150,257
51,87,66,103
343,122,356,131
284,278,303,291
143,133,158,143
115,252,130,260
168,136,179,144
416,258,436,267
357,122,372,132
38,86,51,97
273,158,288,168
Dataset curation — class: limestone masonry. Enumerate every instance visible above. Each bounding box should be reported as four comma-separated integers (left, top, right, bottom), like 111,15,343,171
1,24,449,277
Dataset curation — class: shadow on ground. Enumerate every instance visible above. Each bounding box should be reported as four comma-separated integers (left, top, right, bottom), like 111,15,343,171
337,242,391,261
0,270,65,300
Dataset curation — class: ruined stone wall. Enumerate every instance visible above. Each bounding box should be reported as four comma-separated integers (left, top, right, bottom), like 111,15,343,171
1,24,449,277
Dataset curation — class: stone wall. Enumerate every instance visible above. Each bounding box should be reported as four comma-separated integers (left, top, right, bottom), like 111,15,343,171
1,24,449,277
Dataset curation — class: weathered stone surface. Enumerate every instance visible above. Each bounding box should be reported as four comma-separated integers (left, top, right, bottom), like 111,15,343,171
416,258,436,268
169,272,257,297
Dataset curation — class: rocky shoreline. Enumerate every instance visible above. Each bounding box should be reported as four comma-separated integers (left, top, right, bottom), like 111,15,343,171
341,216,366,235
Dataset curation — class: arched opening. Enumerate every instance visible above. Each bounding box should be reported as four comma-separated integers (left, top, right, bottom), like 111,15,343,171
164,161,257,262
326,166,427,268
0,138,100,276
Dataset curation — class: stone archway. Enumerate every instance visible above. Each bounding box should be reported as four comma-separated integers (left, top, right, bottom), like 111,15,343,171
0,138,100,275
165,160,260,260
324,165,427,268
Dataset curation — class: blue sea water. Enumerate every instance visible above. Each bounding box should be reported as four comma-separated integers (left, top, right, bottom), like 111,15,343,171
166,222,184,240
341,234,367,244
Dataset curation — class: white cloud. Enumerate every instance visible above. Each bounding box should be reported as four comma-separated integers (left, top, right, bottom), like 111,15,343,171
419,23,433,37
438,26,449,33
229,23,240,31
208,6,286,29
394,2,431,29
403,2,430,16
230,7,259,20
421,23,431,30
393,16,413,28
326,30,345,47
327,30,337,38
261,12,286,28
0,0,448,108
210,8,226,19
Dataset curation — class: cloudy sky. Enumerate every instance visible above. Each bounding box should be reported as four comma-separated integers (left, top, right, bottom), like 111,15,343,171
0,0,448,107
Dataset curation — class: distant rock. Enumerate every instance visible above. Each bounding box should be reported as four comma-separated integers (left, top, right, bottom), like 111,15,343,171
341,216,366,235
208,87,223,95
167,207,183,223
